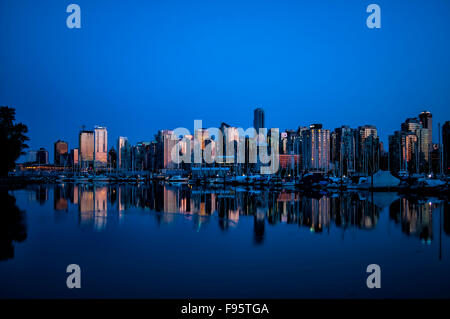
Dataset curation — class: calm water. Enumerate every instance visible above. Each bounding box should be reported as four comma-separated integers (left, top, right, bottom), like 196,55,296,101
0,183,449,298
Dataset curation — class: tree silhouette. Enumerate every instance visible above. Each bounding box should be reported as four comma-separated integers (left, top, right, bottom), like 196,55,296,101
0,106,29,176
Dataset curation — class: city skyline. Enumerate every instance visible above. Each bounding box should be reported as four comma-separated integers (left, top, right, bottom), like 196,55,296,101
19,107,448,178
20,108,444,162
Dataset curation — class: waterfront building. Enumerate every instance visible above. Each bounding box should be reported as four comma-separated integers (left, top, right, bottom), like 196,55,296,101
133,142,150,171
160,130,177,169
79,129,94,169
70,148,79,167
389,130,418,173
401,118,422,133
117,136,131,171
218,122,241,168
36,147,49,165
54,140,68,165
108,147,117,169
26,150,37,163
419,111,432,145
302,124,330,173
356,125,379,175
94,126,108,169
330,125,356,176
253,107,265,134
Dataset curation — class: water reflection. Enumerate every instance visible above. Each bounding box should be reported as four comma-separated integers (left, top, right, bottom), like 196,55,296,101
0,191,27,261
15,183,448,244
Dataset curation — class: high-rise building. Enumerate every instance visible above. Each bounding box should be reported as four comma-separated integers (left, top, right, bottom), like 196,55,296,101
419,111,432,144
133,142,150,171
415,127,430,167
443,121,450,175
94,126,108,168
117,136,130,171
401,118,422,133
302,124,330,173
36,148,49,165
253,108,265,133
389,130,420,173
162,130,176,169
399,118,430,172
79,129,94,168
389,131,405,173
70,148,79,167
26,150,37,163
108,147,117,169
330,126,356,176
356,125,379,174
218,122,240,165
54,140,68,165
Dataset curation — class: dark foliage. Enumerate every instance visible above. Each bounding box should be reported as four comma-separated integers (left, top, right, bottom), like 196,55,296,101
0,106,29,176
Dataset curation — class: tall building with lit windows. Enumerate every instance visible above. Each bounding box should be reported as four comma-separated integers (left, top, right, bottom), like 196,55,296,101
117,136,130,171
356,125,379,174
419,111,432,145
79,129,94,168
94,126,108,168
54,140,68,165
162,130,177,169
302,124,330,173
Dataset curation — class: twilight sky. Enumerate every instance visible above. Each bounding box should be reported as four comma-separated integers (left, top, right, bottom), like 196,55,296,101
1,0,449,160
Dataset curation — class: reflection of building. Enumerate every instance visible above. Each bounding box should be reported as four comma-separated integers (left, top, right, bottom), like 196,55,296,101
77,186,108,230
390,198,433,243
94,126,108,169
94,187,107,230
27,183,446,246
54,186,68,211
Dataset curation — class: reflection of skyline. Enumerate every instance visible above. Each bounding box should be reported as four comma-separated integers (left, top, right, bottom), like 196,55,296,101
20,183,448,244
390,197,436,243
0,191,27,261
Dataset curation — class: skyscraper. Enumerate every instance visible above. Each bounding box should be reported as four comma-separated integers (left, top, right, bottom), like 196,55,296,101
302,124,330,173
419,111,432,144
94,126,108,168
162,130,177,169
253,108,265,133
79,129,94,168
331,126,356,176
54,140,68,165
356,125,379,174
70,148,79,167
401,118,421,133
36,148,49,165
26,150,37,163
117,136,130,171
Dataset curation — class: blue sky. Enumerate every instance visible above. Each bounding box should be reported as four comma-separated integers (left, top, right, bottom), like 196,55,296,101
1,0,449,159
